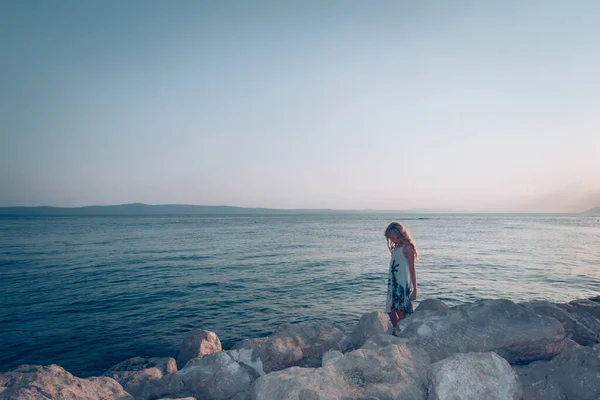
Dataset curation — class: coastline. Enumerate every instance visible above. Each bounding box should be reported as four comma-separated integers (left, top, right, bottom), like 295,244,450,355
2,296,599,399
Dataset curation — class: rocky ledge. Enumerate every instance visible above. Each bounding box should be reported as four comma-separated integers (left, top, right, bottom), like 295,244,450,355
1,297,599,400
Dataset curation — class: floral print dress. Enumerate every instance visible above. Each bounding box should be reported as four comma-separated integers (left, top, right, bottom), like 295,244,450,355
385,245,413,313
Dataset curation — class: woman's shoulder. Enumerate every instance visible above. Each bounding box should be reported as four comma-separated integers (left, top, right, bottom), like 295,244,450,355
403,242,415,252
392,246,406,258
402,243,415,257
392,244,414,259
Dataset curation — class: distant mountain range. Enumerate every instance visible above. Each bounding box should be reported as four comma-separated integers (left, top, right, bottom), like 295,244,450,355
0,203,459,216
0,203,596,216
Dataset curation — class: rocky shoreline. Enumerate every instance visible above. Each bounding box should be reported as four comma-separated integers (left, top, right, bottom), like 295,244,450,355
1,297,599,400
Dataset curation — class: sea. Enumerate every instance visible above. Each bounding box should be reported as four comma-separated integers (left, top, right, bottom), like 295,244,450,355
1,213,599,377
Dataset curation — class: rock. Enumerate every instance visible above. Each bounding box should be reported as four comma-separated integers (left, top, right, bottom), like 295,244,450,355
113,368,163,399
414,298,449,313
514,339,600,400
558,298,600,338
0,364,133,399
347,311,392,350
321,350,343,366
156,398,196,400
427,352,522,400
104,356,178,398
395,299,566,364
520,300,598,346
569,298,600,318
228,338,268,377
250,366,348,400
333,341,430,399
105,356,177,376
251,340,430,400
265,323,346,371
137,352,252,400
231,322,346,375
177,329,222,368
360,333,409,350
177,352,252,400
135,373,185,400
228,392,251,400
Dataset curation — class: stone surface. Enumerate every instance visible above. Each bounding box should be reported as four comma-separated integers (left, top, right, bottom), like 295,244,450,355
114,368,163,399
231,322,346,375
334,341,430,399
360,333,409,350
520,300,598,346
104,356,178,398
395,299,566,364
156,398,195,400
105,356,177,376
228,338,268,377
414,299,449,313
137,352,252,400
514,339,600,400
0,364,133,400
251,339,430,400
427,352,522,400
181,352,252,400
135,373,185,400
558,298,600,339
569,298,600,318
265,323,346,371
228,392,251,400
251,366,349,400
347,310,392,350
177,329,222,368
321,351,343,366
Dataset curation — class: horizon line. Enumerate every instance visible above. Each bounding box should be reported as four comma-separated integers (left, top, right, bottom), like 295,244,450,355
0,202,595,214
0,202,467,212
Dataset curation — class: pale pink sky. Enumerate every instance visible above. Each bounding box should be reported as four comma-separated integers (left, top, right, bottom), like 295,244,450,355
1,1,599,212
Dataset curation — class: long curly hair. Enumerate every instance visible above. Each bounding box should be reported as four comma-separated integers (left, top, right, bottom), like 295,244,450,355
384,222,419,260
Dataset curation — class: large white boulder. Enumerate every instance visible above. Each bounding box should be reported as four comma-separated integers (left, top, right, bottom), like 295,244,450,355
251,338,430,400
427,352,522,400
520,300,598,346
395,299,566,364
136,352,252,400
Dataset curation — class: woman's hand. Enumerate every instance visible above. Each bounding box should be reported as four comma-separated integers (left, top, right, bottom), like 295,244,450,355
410,288,418,301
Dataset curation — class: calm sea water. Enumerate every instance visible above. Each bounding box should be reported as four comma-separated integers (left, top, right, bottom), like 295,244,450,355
1,214,599,377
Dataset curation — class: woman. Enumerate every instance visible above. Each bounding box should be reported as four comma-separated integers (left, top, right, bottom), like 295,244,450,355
384,222,419,326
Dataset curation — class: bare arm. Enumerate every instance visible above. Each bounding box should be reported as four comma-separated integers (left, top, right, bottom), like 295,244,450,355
404,244,418,300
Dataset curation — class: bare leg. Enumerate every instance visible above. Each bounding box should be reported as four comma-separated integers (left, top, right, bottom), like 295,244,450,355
397,308,406,322
388,311,400,327
390,308,410,327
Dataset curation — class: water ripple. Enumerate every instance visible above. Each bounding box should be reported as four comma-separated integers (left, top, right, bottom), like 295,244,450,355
0,213,598,377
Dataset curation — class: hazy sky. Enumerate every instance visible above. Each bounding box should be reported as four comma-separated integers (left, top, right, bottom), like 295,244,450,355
1,1,599,211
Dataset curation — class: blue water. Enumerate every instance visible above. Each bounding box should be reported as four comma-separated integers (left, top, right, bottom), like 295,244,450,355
1,214,599,377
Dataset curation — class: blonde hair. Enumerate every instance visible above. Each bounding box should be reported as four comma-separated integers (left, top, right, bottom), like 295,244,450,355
384,222,419,260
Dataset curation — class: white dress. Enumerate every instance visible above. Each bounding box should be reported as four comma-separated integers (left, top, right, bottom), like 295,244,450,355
385,245,413,313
